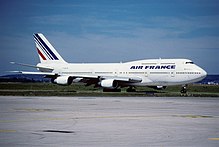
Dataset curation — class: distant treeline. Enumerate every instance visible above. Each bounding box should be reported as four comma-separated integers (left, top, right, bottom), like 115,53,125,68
0,74,50,83
200,75,219,85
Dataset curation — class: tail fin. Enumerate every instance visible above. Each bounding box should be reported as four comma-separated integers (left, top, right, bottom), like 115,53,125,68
33,33,66,64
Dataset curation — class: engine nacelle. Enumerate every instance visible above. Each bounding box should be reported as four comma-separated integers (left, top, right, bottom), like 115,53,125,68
148,86,167,90
100,79,118,89
52,76,73,85
156,86,165,89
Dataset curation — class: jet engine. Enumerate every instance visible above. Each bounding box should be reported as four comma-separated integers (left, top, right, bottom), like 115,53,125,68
100,79,118,89
148,86,167,90
52,76,73,85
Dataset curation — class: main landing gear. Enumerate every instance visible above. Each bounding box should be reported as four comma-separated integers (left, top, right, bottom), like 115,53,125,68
102,86,136,92
126,86,136,92
103,88,121,92
180,84,188,94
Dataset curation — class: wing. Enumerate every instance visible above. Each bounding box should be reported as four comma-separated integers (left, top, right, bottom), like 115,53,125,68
11,71,142,88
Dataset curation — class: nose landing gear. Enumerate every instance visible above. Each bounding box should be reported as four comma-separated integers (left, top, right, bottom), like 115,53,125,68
181,84,188,94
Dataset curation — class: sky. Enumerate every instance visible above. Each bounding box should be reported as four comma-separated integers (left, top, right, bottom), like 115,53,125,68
1,0,219,75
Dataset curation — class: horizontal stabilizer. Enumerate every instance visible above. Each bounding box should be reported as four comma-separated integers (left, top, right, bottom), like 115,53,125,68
10,62,54,71
9,71,57,75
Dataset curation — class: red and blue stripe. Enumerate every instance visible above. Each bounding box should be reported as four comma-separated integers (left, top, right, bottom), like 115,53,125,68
33,34,59,60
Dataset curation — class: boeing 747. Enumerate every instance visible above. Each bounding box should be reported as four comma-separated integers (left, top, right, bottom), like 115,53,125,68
12,33,207,92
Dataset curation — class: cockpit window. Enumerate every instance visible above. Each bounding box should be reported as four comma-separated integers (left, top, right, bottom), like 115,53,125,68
185,61,194,64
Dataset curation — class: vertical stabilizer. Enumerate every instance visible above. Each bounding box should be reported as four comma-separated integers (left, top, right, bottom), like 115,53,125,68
33,33,66,64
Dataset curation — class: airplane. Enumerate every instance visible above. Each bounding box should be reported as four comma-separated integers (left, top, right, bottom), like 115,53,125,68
11,33,207,92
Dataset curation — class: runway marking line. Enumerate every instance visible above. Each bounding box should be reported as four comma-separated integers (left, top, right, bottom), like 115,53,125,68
0,114,217,123
208,138,219,141
0,130,16,133
14,108,55,112
172,115,214,118
0,115,160,123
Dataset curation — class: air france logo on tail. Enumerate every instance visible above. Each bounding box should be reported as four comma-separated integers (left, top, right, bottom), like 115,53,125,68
33,34,59,60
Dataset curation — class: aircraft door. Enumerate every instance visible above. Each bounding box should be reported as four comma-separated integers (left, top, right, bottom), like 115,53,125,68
171,71,175,77
145,72,148,77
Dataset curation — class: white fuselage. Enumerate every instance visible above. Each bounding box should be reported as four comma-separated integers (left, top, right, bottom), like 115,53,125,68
38,58,207,86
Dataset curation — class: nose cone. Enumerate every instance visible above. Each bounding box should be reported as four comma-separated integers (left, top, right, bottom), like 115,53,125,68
200,68,207,80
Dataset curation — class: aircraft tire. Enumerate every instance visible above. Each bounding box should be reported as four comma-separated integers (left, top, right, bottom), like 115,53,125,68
103,88,121,92
126,87,136,92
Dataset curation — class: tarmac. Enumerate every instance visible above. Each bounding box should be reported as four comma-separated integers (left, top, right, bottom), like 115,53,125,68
0,96,219,146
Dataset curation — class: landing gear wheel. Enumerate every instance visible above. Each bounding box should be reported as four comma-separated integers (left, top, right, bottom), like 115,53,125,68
126,87,136,92
180,85,187,94
103,88,121,92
